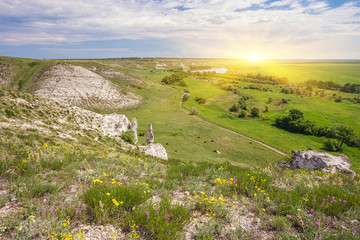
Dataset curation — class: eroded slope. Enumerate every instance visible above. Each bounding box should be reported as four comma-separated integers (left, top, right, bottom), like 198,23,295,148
34,62,140,109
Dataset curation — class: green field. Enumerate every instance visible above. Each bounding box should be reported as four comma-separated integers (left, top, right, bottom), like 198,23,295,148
1,57,360,239
1,57,360,172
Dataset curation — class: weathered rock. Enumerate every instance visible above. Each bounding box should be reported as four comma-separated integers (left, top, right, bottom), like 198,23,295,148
140,143,168,160
101,113,131,137
146,123,154,144
130,118,138,144
290,150,357,177
34,63,140,109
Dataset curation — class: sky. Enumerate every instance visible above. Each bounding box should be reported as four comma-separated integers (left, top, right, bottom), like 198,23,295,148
0,0,359,59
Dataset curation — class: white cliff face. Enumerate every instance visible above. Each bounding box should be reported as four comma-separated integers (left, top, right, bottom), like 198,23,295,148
34,63,140,109
291,150,356,177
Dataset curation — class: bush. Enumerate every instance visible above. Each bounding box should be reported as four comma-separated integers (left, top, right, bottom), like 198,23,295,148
229,104,240,112
182,93,190,102
121,129,137,144
190,107,198,115
195,97,207,104
238,110,247,118
323,139,339,151
250,107,260,117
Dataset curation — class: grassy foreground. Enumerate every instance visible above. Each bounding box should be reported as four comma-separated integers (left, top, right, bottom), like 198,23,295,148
0,127,359,239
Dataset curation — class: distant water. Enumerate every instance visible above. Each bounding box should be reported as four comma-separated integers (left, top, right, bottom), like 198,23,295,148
192,68,228,73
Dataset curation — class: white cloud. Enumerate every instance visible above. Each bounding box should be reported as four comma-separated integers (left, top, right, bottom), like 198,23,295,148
0,0,359,58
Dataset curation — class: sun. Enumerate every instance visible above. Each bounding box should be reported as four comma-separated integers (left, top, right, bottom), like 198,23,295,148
249,56,261,62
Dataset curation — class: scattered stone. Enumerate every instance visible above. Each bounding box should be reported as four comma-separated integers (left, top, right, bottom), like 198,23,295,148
146,123,154,144
288,150,357,177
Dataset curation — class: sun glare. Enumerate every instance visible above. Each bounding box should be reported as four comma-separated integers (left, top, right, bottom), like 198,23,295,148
249,56,261,62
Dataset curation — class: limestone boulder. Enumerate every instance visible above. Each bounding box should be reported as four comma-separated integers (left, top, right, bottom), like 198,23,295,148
140,143,168,160
290,150,356,177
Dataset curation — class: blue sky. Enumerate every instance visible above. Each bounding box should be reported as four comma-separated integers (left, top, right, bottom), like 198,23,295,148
0,0,359,59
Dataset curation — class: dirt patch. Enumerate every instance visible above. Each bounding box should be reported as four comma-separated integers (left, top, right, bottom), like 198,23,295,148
34,63,140,109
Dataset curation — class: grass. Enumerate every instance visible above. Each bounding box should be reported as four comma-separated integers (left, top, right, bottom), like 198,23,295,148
0,57,359,239
181,76,360,173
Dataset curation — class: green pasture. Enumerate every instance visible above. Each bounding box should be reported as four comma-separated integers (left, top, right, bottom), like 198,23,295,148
181,76,360,173
115,70,282,167
231,62,360,85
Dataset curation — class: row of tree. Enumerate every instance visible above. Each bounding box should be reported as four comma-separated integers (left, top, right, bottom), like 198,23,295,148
275,109,359,150
300,80,360,93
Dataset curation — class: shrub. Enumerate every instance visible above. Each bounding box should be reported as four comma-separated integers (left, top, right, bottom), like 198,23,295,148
264,105,269,112
121,129,136,144
323,139,339,151
190,107,198,115
182,93,190,102
250,107,260,117
195,97,207,104
229,104,240,112
238,110,247,118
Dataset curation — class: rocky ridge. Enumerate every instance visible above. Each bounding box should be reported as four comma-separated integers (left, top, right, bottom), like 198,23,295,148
0,90,167,160
34,62,140,109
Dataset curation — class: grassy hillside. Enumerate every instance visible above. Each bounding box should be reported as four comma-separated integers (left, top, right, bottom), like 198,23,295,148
0,57,359,239
0,90,359,239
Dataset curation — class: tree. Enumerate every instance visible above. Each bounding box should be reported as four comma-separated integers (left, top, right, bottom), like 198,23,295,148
250,107,260,117
333,125,356,148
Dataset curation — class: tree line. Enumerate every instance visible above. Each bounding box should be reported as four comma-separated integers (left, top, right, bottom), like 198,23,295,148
275,109,359,150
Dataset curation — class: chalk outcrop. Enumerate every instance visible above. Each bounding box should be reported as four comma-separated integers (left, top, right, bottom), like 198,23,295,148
146,124,154,144
140,143,168,160
34,63,140,109
289,150,356,177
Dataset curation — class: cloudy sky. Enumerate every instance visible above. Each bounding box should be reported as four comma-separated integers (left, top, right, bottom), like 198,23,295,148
0,0,359,59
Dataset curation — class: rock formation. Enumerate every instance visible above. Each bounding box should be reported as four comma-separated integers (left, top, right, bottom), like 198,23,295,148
289,150,356,177
146,124,154,144
34,63,140,109
130,118,138,144
140,143,168,160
